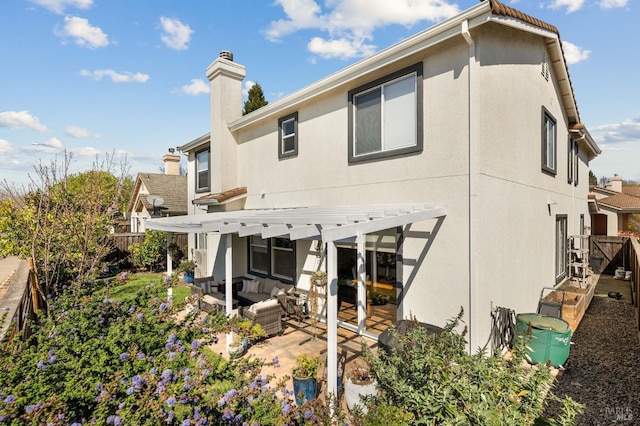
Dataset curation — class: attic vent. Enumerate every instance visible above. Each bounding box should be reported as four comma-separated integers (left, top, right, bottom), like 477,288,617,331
541,52,550,81
219,50,233,61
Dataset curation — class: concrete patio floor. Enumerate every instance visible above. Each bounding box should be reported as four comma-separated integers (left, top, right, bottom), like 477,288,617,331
206,310,384,399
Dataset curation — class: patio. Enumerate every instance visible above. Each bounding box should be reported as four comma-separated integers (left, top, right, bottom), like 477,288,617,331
205,301,392,398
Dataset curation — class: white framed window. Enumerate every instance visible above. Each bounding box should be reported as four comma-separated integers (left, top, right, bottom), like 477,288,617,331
278,112,298,159
542,107,557,176
348,62,423,163
195,148,209,192
556,215,567,283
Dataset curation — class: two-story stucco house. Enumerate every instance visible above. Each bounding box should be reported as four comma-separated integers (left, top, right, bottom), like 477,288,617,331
147,0,600,395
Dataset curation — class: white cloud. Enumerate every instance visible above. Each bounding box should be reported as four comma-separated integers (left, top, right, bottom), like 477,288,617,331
308,36,376,59
562,41,590,64
56,16,109,49
243,80,256,97
30,138,65,153
28,0,93,14
265,0,459,59
180,79,209,95
80,69,149,83
65,125,98,138
547,0,585,13
159,17,193,50
0,139,15,155
0,110,48,133
75,146,100,157
599,0,628,8
592,118,640,145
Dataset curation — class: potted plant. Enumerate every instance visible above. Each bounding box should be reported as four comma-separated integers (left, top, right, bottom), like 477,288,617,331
227,335,245,359
292,354,321,405
234,319,266,351
178,259,196,283
344,363,377,413
310,270,327,286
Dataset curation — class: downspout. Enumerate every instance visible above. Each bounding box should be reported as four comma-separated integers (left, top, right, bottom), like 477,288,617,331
462,20,478,353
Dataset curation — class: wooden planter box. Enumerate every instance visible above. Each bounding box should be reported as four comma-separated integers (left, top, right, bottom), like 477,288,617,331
543,283,595,331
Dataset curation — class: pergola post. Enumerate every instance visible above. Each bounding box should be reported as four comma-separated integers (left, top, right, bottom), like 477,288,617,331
166,232,173,276
225,234,233,350
356,233,367,334
326,241,338,404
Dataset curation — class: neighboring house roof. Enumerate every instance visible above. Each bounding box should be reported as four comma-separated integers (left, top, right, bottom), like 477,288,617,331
193,187,247,206
226,0,599,158
598,193,640,212
590,186,618,200
128,173,188,216
622,186,640,197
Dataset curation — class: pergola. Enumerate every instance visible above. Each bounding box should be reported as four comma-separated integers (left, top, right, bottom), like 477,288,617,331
146,203,447,399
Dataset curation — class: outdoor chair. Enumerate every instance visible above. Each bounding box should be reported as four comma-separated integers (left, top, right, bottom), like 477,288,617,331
239,299,283,336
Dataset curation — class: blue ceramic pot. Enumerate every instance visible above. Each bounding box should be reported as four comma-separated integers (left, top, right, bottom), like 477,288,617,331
183,271,194,283
292,376,317,405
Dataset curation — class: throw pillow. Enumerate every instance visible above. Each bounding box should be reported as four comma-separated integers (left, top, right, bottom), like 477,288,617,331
242,279,251,293
247,280,260,294
270,286,280,298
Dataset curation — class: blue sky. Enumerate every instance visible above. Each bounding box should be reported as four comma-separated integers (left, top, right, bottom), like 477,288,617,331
0,0,637,187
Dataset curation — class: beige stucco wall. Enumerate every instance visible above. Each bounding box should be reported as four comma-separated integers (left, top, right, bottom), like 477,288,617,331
196,21,595,350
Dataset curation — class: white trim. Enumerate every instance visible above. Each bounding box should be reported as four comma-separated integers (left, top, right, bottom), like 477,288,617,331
146,204,447,243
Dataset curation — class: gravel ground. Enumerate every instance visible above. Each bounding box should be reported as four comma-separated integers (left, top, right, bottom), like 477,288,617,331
544,295,640,425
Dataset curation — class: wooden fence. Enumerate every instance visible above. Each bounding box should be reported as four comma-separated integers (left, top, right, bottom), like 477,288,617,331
628,239,640,334
590,236,628,275
2,259,46,343
109,233,188,252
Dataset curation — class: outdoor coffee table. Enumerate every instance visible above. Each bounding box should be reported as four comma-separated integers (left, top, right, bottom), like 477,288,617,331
202,294,238,314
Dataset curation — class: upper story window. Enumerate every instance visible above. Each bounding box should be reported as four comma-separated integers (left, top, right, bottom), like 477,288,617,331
195,148,209,192
541,107,557,176
278,112,298,159
348,62,423,163
568,138,579,186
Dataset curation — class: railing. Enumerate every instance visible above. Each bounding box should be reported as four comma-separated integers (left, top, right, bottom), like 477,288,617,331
1,259,45,343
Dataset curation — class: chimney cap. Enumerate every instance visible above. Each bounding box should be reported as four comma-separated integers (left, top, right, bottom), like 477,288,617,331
168,148,175,154
219,50,233,61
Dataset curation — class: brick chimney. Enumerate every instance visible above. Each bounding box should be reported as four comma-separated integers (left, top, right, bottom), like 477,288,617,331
163,148,181,175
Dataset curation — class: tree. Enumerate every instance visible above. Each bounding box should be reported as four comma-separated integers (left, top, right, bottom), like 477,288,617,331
243,82,268,115
0,151,130,297
589,170,597,186
128,229,167,271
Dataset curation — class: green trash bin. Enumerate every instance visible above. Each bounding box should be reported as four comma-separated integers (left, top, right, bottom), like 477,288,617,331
516,313,572,367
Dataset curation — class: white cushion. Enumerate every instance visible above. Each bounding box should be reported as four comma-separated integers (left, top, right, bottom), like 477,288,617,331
242,279,251,293
247,280,260,294
208,280,218,293
270,286,280,298
276,288,286,296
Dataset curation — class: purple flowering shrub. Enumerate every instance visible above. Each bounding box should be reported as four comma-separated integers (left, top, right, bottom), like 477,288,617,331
0,277,342,425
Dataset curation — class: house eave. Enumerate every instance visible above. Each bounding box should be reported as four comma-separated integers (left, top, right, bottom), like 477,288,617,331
178,133,210,153
228,1,491,132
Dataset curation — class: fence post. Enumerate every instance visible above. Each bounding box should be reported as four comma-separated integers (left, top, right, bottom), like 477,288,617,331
27,258,39,316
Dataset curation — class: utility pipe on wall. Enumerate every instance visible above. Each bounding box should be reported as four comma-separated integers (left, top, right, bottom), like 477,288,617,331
462,20,478,353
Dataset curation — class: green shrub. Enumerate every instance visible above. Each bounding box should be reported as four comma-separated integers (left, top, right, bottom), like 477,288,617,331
357,309,583,425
